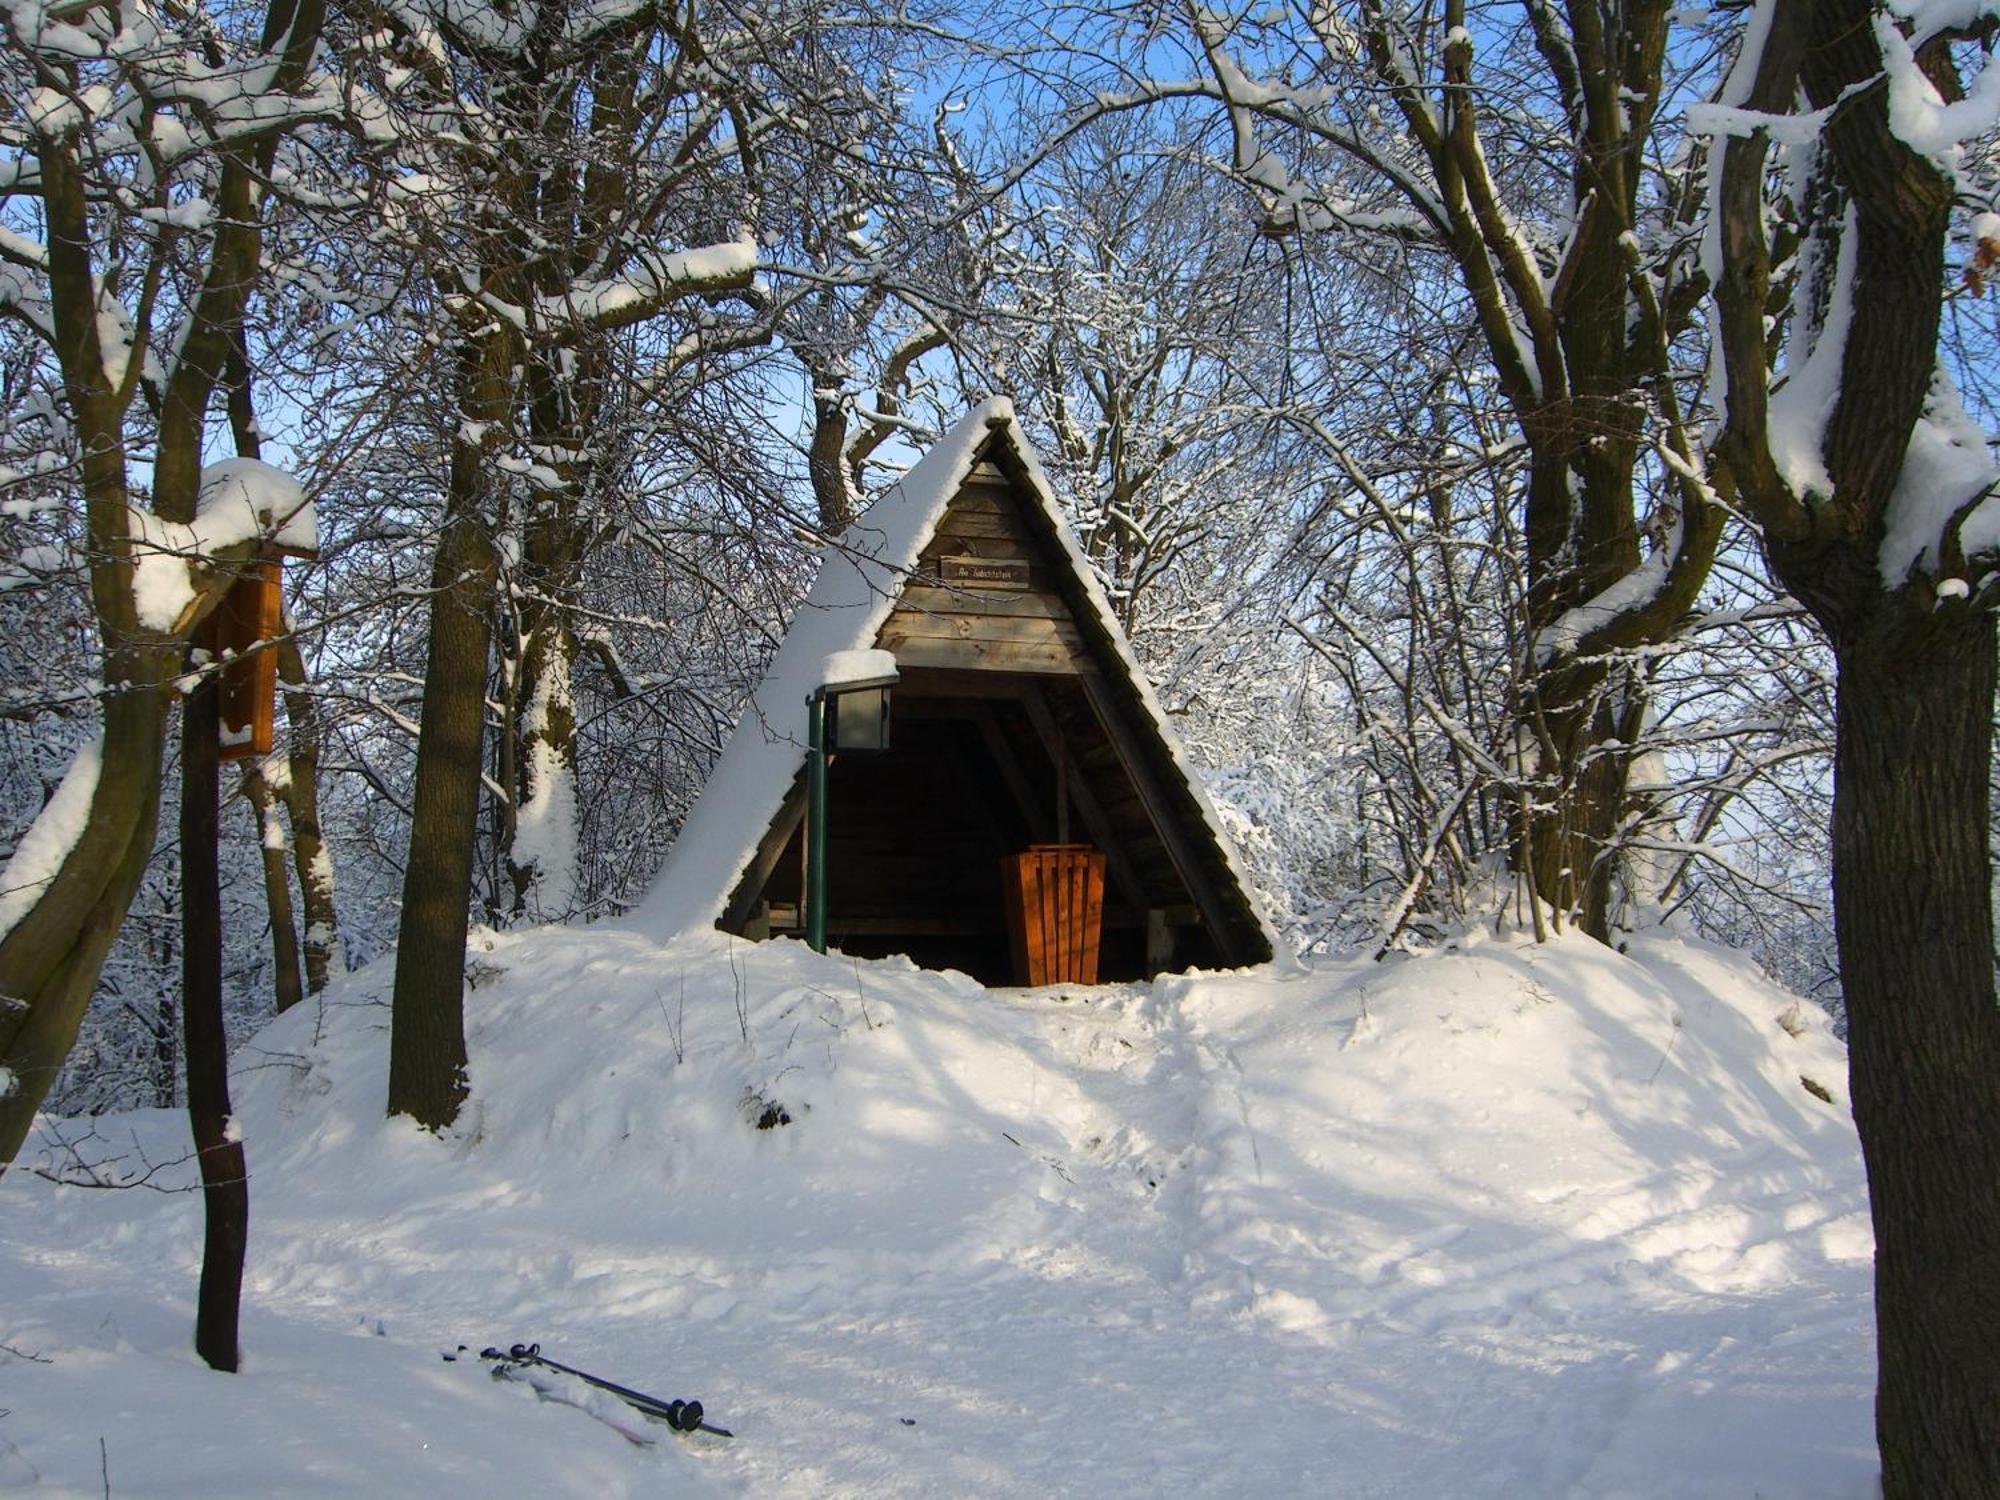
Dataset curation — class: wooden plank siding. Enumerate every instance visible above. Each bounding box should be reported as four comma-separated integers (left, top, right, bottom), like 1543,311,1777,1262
883,477,1089,676
980,441,1271,969
899,585,1071,620
874,634,1080,674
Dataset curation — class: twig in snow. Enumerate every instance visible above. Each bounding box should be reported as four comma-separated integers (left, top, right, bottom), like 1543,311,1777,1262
998,1132,1072,1182
728,937,748,1044
1646,1013,1685,1084
232,1046,313,1078
659,973,687,1064
851,957,875,1030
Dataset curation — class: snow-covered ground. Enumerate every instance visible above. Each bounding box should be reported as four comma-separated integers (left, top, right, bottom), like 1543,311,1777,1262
1,925,1875,1498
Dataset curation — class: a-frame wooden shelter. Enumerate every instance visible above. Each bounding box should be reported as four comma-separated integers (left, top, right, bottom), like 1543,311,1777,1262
635,398,1274,985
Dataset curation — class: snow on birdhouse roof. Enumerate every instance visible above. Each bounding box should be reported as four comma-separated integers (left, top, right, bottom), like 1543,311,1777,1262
628,397,1276,959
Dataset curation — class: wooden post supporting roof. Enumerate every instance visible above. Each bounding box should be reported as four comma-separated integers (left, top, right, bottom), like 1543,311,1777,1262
722,770,808,931
1073,670,1244,960
1011,687,1151,918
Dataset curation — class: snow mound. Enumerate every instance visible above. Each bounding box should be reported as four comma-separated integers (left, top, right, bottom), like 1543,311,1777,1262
0,928,1873,1498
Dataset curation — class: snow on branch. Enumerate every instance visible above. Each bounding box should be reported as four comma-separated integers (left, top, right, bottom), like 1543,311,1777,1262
0,736,101,948
7,0,345,158
1182,11,1435,240
1535,548,1676,666
534,238,759,334
1767,205,1859,505
1881,368,2000,587
1534,433,1725,667
1875,7,2000,162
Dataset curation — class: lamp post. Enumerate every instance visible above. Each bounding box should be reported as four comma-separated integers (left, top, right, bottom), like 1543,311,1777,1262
805,650,898,954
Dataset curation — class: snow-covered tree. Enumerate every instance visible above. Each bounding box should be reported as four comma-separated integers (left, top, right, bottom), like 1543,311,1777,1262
0,0,332,1168
1004,117,1296,641
349,0,995,1128
1708,2,2000,1490
1028,3,1733,938
342,0,770,1127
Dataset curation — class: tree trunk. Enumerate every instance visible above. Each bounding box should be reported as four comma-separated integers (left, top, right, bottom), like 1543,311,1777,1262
385,510,495,1129
0,0,324,1172
506,618,580,921
0,662,172,1168
1519,651,1647,940
1350,4,1715,944
808,388,856,533
180,667,248,1373
243,762,305,1014
387,287,515,1129
1830,601,2000,1499
276,639,338,995
1695,1,2000,1486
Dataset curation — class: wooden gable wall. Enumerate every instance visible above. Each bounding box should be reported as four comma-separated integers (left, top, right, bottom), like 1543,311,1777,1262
877,459,1089,676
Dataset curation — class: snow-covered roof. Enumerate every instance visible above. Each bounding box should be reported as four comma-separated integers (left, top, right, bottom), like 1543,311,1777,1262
629,398,1276,959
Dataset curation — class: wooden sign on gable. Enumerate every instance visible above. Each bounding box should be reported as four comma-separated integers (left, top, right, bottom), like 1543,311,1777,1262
940,554,1032,590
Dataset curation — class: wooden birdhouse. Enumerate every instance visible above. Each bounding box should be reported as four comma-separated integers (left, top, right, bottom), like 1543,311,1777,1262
212,540,314,763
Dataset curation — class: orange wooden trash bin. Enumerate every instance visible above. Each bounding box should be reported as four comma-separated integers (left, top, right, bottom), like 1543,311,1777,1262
1001,844,1106,986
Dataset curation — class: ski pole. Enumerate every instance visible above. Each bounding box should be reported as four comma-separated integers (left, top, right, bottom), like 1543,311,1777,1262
480,1344,734,1438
